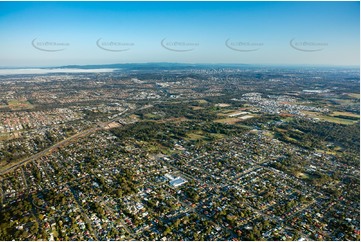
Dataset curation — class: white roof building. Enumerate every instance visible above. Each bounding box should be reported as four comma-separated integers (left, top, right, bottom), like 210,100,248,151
170,177,187,187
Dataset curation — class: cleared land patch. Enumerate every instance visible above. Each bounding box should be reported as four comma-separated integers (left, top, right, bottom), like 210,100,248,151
7,99,34,110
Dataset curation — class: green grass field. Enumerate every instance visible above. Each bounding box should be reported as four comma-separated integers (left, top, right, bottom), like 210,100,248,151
303,111,358,125
347,93,360,99
331,111,360,118
7,99,34,110
186,132,205,140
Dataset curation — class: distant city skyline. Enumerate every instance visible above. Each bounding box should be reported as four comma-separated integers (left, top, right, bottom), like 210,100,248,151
0,1,359,67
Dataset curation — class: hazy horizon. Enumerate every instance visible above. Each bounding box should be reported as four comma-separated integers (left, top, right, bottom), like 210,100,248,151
0,62,359,70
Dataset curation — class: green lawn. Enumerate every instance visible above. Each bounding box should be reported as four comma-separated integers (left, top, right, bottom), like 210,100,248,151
7,99,34,110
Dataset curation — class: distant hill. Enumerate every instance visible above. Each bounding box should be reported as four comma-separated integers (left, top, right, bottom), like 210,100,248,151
57,62,249,70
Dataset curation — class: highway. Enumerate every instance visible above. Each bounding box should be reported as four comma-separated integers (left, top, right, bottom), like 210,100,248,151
0,108,130,177
0,127,100,176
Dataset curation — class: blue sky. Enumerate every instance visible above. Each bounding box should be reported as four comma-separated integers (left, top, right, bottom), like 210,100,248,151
0,1,359,67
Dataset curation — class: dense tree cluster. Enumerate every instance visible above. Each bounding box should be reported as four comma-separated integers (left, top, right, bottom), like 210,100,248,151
277,119,359,152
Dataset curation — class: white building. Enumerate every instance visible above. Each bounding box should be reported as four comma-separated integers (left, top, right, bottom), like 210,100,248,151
170,177,187,187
